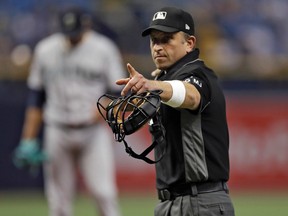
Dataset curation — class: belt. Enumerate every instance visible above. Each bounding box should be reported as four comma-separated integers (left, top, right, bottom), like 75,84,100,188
158,181,228,201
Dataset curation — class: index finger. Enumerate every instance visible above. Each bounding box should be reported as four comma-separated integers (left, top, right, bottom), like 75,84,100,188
127,63,138,78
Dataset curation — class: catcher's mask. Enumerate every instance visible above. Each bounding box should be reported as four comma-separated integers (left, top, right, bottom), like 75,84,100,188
97,90,165,164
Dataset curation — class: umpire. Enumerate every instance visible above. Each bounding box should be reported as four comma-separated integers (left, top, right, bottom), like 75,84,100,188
116,6,235,216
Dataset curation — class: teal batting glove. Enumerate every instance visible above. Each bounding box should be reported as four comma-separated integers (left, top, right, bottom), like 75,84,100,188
13,139,47,175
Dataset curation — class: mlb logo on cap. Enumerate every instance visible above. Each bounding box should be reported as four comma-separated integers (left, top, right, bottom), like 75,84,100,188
153,12,167,21
142,7,195,37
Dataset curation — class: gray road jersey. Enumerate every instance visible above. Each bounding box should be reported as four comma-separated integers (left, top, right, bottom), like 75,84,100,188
28,31,125,125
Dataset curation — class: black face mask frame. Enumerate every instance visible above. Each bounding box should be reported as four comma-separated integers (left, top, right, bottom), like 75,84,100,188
97,90,165,164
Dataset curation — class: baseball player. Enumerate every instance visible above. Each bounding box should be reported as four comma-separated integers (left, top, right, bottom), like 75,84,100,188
116,6,235,216
14,7,124,216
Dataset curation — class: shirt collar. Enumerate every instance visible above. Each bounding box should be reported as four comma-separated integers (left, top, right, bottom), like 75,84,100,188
167,48,200,74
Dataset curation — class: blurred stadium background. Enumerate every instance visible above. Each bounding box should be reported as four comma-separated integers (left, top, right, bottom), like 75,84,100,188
1,0,288,215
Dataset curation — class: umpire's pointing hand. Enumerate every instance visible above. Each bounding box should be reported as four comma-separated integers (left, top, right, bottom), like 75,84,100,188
116,63,149,96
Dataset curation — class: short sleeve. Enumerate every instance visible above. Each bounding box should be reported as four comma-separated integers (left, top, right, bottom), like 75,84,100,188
184,74,211,112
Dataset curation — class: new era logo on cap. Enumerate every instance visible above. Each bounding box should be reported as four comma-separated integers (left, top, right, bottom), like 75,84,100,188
153,11,167,21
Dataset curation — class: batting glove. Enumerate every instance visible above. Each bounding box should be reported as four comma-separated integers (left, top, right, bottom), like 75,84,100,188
13,139,47,174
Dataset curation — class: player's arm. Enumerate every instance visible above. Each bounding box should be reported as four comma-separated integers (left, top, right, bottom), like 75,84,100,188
13,88,46,171
21,88,46,139
22,106,43,139
116,63,200,111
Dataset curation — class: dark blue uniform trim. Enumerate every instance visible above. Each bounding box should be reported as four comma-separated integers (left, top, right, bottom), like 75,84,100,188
26,88,46,108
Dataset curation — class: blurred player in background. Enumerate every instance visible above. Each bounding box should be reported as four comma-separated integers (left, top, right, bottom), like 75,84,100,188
13,6,124,216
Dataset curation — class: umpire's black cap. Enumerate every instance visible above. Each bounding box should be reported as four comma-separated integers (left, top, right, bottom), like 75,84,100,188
59,7,91,37
142,6,195,37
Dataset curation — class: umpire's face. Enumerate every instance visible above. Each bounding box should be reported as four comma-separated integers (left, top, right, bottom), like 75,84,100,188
150,30,195,70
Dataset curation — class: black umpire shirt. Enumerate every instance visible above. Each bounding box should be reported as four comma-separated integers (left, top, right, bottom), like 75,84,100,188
152,48,230,190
